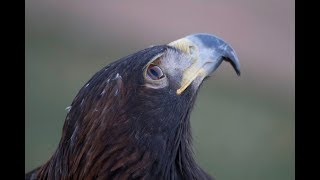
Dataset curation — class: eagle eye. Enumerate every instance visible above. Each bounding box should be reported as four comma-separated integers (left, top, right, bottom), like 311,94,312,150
147,65,165,80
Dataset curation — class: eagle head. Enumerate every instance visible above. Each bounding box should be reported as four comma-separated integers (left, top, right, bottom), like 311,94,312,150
33,33,240,180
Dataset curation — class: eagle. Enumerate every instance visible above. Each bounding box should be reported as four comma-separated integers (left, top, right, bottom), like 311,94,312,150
26,33,240,180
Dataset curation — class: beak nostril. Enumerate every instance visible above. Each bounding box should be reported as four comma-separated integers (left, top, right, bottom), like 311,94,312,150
189,46,195,55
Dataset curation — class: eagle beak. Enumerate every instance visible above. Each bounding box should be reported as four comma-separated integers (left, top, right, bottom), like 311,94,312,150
168,33,241,95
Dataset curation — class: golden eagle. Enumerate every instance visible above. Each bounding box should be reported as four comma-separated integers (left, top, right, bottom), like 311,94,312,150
26,33,240,180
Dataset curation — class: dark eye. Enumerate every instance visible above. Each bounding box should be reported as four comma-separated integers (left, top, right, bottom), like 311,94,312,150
147,65,165,80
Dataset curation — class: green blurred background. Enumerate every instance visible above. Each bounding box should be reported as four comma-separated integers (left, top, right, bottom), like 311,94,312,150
25,0,294,179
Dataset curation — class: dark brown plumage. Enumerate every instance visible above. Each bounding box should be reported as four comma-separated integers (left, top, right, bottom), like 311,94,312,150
26,33,240,180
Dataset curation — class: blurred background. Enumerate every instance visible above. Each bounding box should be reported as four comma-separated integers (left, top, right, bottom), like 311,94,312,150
25,0,294,179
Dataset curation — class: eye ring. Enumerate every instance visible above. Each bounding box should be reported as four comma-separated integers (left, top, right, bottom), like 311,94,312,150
146,64,165,80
